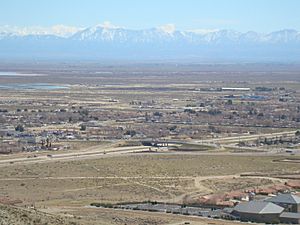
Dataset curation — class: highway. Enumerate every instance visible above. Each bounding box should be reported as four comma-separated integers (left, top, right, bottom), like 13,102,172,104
0,130,298,167
0,145,151,167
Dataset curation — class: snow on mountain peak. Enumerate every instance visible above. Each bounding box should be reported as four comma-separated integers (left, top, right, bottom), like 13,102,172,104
0,24,300,45
97,21,123,30
0,25,83,37
157,24,176,34
188,29,220,34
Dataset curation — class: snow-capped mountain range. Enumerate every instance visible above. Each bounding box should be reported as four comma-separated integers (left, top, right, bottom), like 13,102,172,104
0,24,300,61
70,26,300,44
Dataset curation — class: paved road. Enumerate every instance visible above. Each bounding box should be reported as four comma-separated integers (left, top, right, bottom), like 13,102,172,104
191,130,296,144
0,147,296,168
0,145,151,167
0,130,297,167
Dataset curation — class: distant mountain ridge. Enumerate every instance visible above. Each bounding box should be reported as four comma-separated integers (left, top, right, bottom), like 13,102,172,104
73,27,300,44
0,25,300,61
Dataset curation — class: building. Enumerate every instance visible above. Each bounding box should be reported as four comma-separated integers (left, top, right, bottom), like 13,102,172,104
231,201,284,223
280,212,300,224
221,87,251,92
265,193,300,213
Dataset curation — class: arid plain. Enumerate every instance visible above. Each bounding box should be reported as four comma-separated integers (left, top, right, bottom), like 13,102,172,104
0,63,300,225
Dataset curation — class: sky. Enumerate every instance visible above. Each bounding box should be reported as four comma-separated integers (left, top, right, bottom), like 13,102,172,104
1,0,300,33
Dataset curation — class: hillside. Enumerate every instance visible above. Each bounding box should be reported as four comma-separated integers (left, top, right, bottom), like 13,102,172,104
0,204,78,225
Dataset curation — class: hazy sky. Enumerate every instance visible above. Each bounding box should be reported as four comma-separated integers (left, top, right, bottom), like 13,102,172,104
1,0,300,32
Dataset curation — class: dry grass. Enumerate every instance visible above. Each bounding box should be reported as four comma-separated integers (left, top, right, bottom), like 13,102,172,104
0,155,299,204
201,177,276,193
42,206,244,225
0,204,79,225
0,154,298,224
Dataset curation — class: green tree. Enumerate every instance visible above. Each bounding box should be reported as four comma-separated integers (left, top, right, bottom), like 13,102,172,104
15,124,24,132
80,124,87,131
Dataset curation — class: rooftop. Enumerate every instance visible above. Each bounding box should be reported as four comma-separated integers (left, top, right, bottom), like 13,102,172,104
280,212,300,219
265,193,300,205
233,201,284,214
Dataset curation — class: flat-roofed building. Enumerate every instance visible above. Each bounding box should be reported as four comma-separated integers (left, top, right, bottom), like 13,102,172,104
221,87,251,91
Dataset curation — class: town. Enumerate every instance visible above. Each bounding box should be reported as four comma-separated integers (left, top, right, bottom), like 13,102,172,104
0,63,299,225
0,65,299,155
